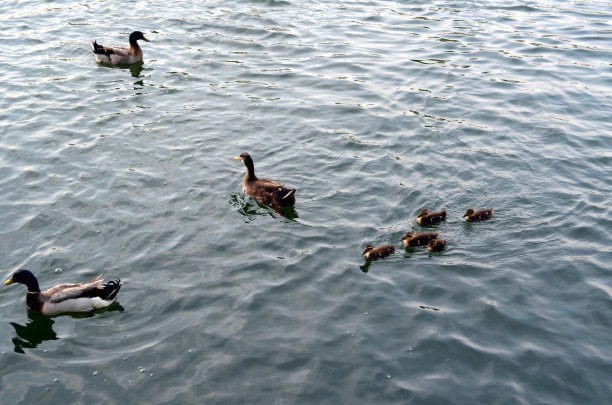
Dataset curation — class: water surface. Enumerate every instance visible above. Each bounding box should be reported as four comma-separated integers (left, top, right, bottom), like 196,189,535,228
1,0,611,404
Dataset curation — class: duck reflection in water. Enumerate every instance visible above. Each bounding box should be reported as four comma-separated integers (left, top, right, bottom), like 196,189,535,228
232,193,299,221
9,303,124,354
10,310,58,354
130,61,144,78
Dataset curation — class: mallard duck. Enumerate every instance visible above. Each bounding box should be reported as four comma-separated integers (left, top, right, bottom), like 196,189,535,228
362,244,395,259
235,152,296,208
416,209,447,225
3,269,122,315
401,231,439,247
92,31,149,65
428,239,447,252
463,208,494,222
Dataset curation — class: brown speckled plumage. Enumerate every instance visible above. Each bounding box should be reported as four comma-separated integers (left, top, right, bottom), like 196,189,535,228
428,239,447,252
401,231,439,247
235,152,296,208
463,208,494,222
362,244,395,259
416,209,447,225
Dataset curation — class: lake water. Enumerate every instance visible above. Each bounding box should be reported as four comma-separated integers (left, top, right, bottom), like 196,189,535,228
1,0,611,403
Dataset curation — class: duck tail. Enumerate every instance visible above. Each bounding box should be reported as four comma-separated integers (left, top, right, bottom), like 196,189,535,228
282,189,296,200
92,40,102,53
441,209,447,220
100,279,122,301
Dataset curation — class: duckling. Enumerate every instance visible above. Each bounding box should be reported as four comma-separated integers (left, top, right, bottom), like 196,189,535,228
235,152,296,208
416,209,447,225
401,231,439,247
3,269,122,315
463,208,494,222
362,244,395,259
428,239,447,252
92,31,150,65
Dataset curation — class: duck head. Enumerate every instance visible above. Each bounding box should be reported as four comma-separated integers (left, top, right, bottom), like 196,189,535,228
129,31,150,44
3,269,40,292
361,244,374,255
463,208,474,218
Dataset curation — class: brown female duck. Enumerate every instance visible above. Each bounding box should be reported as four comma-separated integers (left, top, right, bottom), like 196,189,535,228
463,208,494,222
401,231,439,247
235,152,296,207
362,244,395,259
416,209,447,225
428,239,447,252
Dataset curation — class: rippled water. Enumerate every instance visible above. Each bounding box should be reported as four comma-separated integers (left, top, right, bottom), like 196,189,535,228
1,0,611,403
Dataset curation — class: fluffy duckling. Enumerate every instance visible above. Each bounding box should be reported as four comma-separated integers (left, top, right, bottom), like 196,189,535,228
3,269,122,315
235,152,296,208
428,239,447,252
92,31,150,65
362,244,396,259
463,208,494,222
402,231,439,247
416,209,447,225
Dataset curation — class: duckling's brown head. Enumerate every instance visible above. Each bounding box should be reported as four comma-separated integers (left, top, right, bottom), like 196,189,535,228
417,209,430,218
463,208,475,218
428,239,447,252
361,244,374,255
401,232,414,240
401,232,414,246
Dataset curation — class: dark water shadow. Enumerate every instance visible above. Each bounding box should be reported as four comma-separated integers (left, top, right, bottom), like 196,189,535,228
230,193,299,221
360,259,372,273
96,61,145,78
9,302,124,354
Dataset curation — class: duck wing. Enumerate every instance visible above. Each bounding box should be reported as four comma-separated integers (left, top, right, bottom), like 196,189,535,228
247,178,296,207
43,275,121,303
92,41,130,63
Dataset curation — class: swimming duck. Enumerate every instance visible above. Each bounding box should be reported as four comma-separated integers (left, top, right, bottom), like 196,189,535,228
92,31,149,65
235,152,296,208
362,244,395,259
428,239,447,252
416,209,447,225
3,269,122,315
463,208,494,222
401,231,439,247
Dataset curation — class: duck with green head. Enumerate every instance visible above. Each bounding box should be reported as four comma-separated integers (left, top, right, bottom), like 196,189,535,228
92,31,150,65
3,269,122,315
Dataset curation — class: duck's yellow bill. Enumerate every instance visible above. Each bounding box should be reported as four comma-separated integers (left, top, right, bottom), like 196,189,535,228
143,37,150,42
3,277,14,286
234,156,241,160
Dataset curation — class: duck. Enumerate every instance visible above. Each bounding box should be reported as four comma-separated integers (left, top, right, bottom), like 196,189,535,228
463,208,494,222
428,239,447,252
362,244,395,259
235,152,296,208
92,31,149,65
401,231,439,247
3,269,122,315
416,209,447,225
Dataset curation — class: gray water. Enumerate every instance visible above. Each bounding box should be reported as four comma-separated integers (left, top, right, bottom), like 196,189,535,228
1,0,611,404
